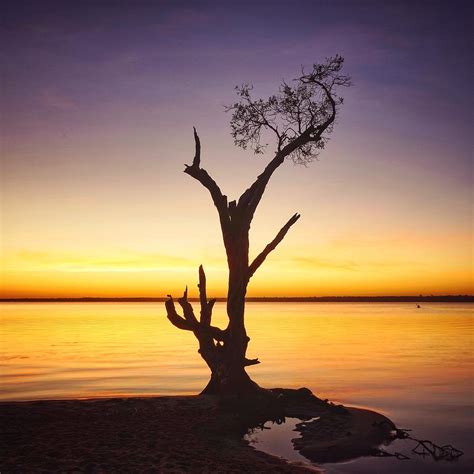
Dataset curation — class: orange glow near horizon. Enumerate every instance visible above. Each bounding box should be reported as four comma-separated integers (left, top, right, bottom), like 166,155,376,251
4,166,471,298
1,224,472,297
2,160,473,298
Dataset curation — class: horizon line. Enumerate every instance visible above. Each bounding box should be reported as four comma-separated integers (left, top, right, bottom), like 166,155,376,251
1,295,472,303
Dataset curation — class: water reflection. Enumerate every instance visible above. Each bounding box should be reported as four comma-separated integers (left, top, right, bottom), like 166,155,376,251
1,302,473,473
247,415,466,473
245,417,313,464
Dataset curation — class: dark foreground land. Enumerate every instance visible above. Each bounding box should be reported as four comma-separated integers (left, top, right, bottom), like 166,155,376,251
1,391,395,473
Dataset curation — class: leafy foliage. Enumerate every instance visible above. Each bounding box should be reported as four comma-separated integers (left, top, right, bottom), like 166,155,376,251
226,55,351,165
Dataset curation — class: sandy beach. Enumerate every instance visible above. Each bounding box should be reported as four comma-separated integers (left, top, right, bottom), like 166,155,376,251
1,390,399,473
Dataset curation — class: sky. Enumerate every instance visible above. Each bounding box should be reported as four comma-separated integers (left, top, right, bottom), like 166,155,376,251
1,0,472,298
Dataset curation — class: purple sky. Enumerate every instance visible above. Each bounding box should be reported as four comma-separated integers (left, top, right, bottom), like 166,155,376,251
2,0,472,297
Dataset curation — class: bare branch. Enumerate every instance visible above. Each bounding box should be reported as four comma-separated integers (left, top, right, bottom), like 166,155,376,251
177,286,199,326
184,129,230,238
237,152,285,224
237,128,313,223
244,357,260,366
165,296,192,331
198,264,215,327
207,298,216,316
192,126,201,167
248,213,301,278
165,266,227,343
198,264,207,311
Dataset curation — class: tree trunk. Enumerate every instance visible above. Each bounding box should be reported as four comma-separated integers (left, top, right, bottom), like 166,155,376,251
165,259,262,398
201,228,262,397
165,129,302,398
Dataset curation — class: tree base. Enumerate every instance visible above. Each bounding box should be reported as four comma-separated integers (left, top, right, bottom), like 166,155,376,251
200,369,263,398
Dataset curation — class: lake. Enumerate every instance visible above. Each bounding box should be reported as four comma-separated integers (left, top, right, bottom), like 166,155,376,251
1,302,472,472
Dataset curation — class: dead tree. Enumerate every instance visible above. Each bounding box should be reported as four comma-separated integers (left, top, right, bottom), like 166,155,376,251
165,56,351,397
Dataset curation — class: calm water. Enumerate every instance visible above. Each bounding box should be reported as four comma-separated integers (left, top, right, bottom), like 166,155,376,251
1,302,473,472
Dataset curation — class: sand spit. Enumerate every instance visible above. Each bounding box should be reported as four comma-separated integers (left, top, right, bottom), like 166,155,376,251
1,392,394,473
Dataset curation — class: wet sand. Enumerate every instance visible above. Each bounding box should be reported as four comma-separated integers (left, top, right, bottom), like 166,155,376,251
1,394,394,473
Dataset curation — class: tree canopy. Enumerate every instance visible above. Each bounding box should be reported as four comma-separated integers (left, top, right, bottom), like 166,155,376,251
226,55,351,165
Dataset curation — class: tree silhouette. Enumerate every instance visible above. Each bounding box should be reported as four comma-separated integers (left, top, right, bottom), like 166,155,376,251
165,56,351,397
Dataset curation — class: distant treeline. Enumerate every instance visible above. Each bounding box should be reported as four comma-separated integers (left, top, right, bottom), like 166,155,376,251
1,295,473,303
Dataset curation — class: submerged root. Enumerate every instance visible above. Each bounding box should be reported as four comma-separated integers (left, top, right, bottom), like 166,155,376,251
394,428,464,461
